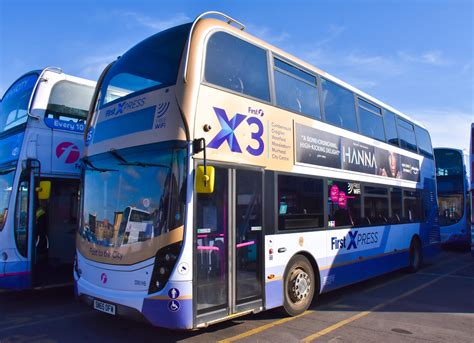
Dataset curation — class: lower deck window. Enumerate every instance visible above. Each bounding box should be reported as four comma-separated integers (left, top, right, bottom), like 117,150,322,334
327,180,361,227
278,175,323,230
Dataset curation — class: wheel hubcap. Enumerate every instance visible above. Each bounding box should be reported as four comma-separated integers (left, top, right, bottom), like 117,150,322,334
290,269,311,303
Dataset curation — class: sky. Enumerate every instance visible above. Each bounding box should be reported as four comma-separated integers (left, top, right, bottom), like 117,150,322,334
0,0,473,161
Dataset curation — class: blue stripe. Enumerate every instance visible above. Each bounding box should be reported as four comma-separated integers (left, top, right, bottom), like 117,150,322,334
320,250,409,293
93,106,156,143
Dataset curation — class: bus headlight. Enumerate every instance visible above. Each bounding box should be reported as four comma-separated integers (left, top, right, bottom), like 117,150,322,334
149,242,182,294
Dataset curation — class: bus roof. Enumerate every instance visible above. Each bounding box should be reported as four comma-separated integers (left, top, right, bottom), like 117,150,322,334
193,17,428,130
1,68,95,99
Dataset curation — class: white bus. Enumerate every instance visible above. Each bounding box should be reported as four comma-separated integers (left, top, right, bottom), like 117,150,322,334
75,12,440,329
0,68,95,289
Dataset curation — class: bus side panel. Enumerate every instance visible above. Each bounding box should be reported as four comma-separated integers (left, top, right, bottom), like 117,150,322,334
320,250,409,293
0,260,30,289
421,175,441,258
264,267,285,310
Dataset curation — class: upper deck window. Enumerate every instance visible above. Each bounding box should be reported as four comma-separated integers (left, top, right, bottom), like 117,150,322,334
414,126,433,158
205,32,270,102
0,73,38,132
321,78,358,132
358,98,385,141
273,58,321,119
383,110,399,147
99,24,191,107
434,149,463,176
397,117,418,153
46,81,94,123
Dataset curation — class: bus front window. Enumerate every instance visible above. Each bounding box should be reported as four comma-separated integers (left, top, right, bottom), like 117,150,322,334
0,168,15,230
80,143,187,252
0,73,38,132
98,23,191,107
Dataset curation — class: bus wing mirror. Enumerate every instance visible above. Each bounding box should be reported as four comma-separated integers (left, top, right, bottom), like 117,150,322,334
36,181,51,200
196,166,215,194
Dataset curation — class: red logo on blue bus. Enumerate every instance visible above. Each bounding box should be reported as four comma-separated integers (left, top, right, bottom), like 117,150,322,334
56,142,80,164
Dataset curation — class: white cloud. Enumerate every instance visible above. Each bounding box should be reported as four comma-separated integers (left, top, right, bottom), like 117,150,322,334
74,53,120,81
315,25,345,48
397,50,450,66
121,12,190,31
343,77,378,90
461,62,472,75
247,24,290,45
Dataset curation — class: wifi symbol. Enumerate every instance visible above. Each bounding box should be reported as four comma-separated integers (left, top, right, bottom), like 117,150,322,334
156,102,170,118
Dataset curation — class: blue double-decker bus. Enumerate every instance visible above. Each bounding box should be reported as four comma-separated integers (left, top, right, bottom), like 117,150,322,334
434,148,470,246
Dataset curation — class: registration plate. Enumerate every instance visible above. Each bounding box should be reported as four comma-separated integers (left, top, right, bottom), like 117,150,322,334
93,299,116,315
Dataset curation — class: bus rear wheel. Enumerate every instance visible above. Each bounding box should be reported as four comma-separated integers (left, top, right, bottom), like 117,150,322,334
282,255,316,316
408,238,423,273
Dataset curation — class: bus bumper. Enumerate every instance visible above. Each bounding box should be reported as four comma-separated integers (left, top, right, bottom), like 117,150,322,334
75,276,193,330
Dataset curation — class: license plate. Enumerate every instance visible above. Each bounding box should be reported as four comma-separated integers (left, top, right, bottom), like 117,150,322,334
93,299,116,315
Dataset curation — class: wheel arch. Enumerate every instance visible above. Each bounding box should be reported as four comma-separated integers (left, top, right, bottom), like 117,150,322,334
285,250,321,295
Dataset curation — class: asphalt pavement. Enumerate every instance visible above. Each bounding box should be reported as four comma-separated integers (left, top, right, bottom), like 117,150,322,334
0,248,472,343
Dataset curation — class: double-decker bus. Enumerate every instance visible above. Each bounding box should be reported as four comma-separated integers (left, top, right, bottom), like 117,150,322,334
75,12,439,329
0,68,95,289
434,148,470,246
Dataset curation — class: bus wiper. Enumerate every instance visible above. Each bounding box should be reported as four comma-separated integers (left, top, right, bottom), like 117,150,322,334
118,161,170,169
109,149,128,164
81,159,117,173
0,168,15,175
108,149,169,168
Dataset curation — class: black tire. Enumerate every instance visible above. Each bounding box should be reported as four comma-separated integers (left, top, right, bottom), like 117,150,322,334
282,255,317,316
407,238,423,273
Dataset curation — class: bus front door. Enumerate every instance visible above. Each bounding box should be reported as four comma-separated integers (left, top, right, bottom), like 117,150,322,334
195,166,264,325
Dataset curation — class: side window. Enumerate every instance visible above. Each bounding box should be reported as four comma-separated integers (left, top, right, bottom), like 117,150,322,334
358,98,385,141
362,186,389,226
397,118,418,153
321,78,358,132
328,180,361,228
273,58,321,119
390,187,402,223
414,126,433,158
278,175,324,230
46,81,94,124
15,178,29,257
383,110,399,147
403,190,423,222
205,32,270,102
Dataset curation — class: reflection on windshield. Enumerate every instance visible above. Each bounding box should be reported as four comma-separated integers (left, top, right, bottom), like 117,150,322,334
0,168,16,230
0,73,38,132
438,194,464,226
80,143,187,248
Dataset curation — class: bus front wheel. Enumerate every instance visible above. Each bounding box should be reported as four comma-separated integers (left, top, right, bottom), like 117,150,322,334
408,238,423,273
282,255,316,316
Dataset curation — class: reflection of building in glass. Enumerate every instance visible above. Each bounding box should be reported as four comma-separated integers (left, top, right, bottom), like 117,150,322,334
112,211,123,244
96,219,114,242
88,213,96,233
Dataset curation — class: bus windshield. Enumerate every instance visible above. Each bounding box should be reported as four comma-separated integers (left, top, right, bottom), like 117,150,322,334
435,149,463,177
0,167,15,230
98,23,191,107
435,149,465,226
80,142,187,249
0,73,38,132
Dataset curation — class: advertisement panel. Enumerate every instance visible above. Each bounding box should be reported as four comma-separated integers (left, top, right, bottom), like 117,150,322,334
295,123,420,182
